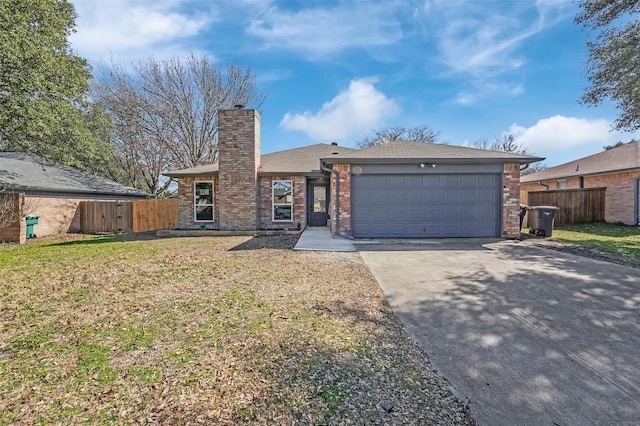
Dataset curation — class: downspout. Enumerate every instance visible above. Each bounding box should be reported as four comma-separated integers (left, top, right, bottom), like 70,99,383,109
634,176,640,225
538,181,549,190
321,163,354,239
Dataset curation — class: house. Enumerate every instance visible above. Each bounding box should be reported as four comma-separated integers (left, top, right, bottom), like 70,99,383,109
0,152,149,243
520,141,640,225
165,108,543,239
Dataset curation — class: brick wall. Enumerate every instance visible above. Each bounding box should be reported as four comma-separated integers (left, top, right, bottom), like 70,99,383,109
217,109,260,230
258,176,305,229
328,164,351,236
0,193,25,244
177,176,219,229
521,170,640,224
502,163,521,237
26,195,83,234
1,192,129,243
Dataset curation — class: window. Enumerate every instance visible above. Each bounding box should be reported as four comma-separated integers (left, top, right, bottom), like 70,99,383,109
272,180,292,221
194,181,214,222
557,181,567,190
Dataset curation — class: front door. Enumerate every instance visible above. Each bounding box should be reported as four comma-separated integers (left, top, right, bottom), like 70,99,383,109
308,184,329,226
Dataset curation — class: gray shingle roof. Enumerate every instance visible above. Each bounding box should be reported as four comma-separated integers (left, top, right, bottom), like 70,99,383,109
165,143,357,177
521,141,640,182
0,152,150,197
323,140,544,164
261,143,356,174
165,141,543,178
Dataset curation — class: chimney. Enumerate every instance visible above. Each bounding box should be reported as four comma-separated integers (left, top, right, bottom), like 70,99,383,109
217,108,261,230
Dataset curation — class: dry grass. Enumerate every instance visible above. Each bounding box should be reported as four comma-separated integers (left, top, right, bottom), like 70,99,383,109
0,234,474,425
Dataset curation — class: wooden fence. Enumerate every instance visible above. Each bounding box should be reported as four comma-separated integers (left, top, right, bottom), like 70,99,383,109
526,188,606,226
80,199,178,234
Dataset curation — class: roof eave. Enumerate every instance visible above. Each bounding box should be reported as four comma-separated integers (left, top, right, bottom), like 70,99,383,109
2,184,150,198
163,171,219,178
522,165,640,183
258,171,324,177
323,157,544,165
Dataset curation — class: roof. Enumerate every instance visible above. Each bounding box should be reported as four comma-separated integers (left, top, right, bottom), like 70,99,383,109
165,143,357,177
166,140,543,178
322,140,544,164
261,143,356,174
0,152,150,197
521,141,640,183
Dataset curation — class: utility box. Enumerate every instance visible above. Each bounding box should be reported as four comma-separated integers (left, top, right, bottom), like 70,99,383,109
527,206,559,237
25,215,39,239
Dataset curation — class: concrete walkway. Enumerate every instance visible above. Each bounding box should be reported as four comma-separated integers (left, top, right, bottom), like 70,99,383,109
358,239,640,426
293,226,356,252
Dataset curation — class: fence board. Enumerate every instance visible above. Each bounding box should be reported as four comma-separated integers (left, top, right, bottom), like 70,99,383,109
132,199,178,232
80,201,133,233
80,199,177,234
526,188,605,226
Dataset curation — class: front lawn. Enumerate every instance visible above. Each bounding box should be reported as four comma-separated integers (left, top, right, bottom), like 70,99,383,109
0,234,473,425
549,222,640,267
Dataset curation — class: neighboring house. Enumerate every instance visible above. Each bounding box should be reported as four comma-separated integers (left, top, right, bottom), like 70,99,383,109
0,152,149,243
521,141,640,225
166,107,542,239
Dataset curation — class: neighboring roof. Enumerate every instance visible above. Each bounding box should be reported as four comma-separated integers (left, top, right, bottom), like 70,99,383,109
322,140,544,164
0,152,150,197
521,141,640,183
165,143,357,177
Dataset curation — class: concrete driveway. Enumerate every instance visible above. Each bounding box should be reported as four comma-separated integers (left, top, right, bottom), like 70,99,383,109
357,239,640,426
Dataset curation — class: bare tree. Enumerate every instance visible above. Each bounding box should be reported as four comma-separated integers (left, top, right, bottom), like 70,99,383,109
93,54,267,196
471,134,547,176
0,190,39,232
472,134,530,154
357,125,440,148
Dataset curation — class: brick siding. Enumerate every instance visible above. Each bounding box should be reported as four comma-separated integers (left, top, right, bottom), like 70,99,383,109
177,176,219,229
217,109,260,230
327,163,351,236
258,176,305,229
1,193,121,243
0,193,25,244
502,163,521,237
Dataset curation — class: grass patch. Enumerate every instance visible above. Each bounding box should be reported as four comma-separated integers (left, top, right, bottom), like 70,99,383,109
549,222,640,266
0,234,474,425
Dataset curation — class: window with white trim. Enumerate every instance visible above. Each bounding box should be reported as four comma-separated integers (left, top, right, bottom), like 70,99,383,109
272,180,292,221
194,181,214,222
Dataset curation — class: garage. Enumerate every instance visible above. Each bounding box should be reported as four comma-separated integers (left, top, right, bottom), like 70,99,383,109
351,172,502,238
321,140,543,239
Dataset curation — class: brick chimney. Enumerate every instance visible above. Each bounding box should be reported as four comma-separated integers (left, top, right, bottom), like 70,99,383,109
217,108,261,230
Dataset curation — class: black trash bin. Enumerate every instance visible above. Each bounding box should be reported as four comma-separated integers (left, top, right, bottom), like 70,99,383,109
527,206,559,237
519,204,528,230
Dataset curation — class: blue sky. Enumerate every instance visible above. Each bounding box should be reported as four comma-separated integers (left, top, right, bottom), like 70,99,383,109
69,0,639,167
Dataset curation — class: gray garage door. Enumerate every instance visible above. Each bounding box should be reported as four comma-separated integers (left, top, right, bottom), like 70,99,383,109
351,174,501,238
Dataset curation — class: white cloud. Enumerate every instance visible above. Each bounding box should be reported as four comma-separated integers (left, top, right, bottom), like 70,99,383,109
508,115,616,152
247,3,403,59
279,78,399,140
419,0,572,76
416,0,573,103
454,82,524,106
69,0,213,63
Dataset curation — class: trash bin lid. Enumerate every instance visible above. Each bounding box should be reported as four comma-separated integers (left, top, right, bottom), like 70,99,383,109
26,215,39,219
527,206,559,210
